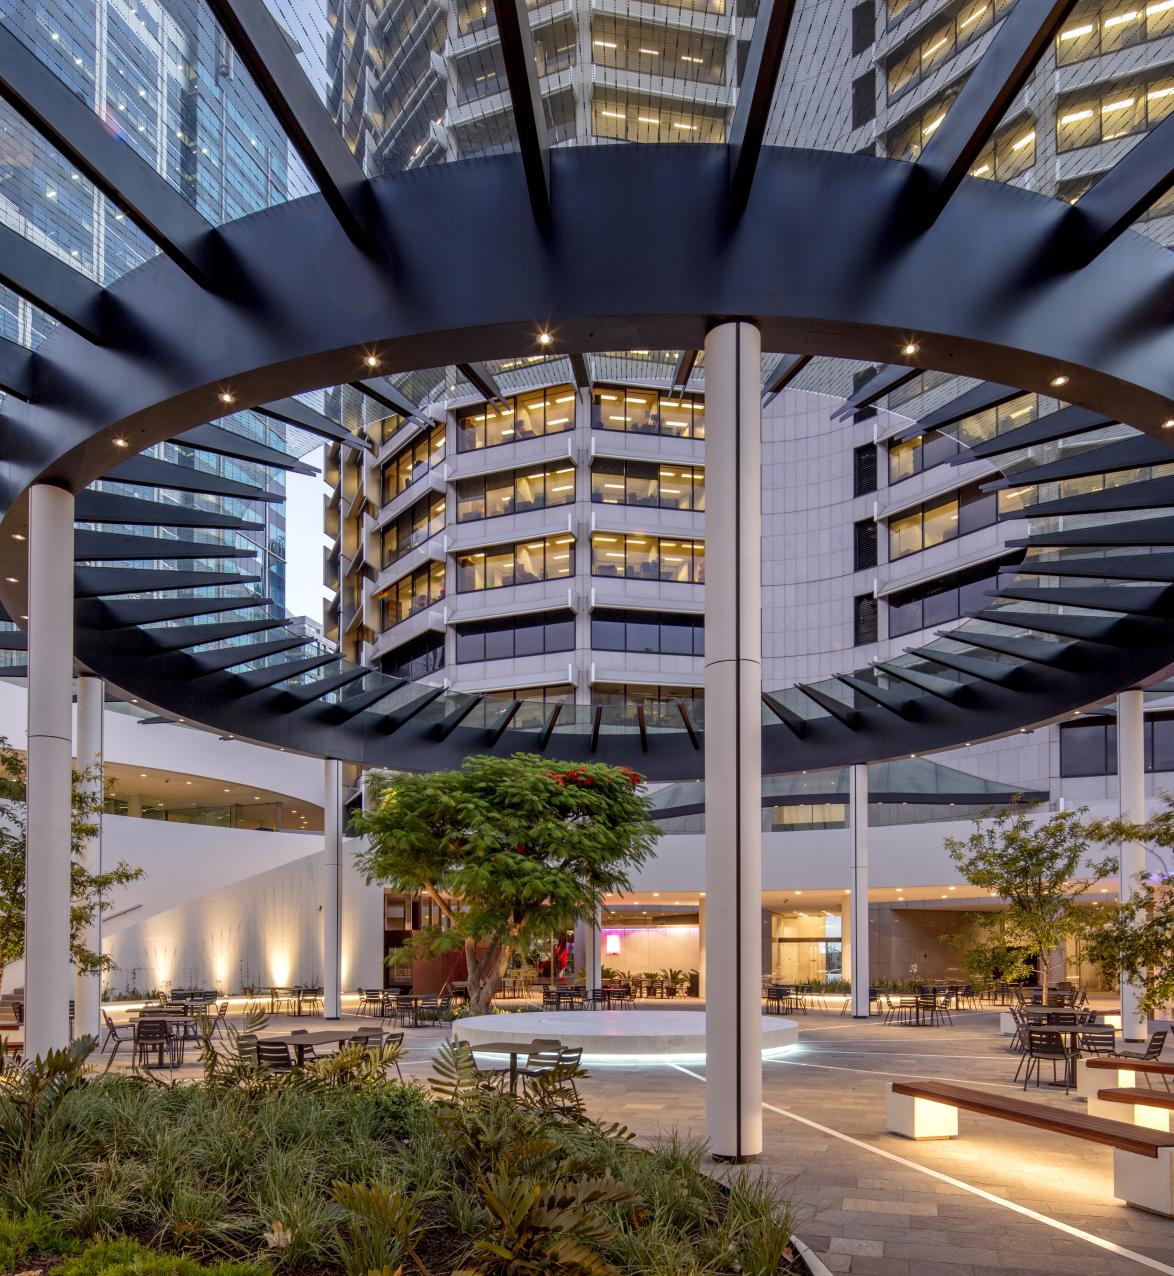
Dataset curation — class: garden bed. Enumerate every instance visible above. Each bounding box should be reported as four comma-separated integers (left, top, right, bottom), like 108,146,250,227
0,1039,798,1275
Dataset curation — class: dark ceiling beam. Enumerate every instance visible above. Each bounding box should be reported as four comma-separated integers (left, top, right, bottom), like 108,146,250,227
74,566,260,597
82,594,272,628
916,0,1077,209
727,0,798,219
0,25,216,286
104,455,281,502
1022,475,1174,517
202,0,371,248
74,490,264,530
172,423,317,473
894,381,1024,440
352,376,418,418
0,224,101,339
670,349,698,394
143,617,285,653
1075,112,1174,258
0,336,33,401
568,351,592,391
952,404,1113,461
459,361,506,404
490,0,550,222
762,353,810,404
982,434,1167,488
832,363,920,419
73,530,257,561
1013,553,1174,582
256,397,367,450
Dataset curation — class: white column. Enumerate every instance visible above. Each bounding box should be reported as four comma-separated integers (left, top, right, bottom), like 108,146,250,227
849,764,870,1019
323,758,342,1020
24,483,76,1058
704,320,762,1162
74,674,104,1042
1117,689,1147,1042
697,894,707,999
581,908,602,989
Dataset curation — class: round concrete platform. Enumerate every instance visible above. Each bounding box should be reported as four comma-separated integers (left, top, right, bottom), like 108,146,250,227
452,1010,799,1063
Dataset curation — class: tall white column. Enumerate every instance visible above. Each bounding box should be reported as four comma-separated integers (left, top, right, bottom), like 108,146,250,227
849,764,870,1019
704,321,762,1162
1117,689,1147,1042
74,674,104,1042
323,758,342,1020
697,895,707,999
24,483,76,1058
582,908,602,989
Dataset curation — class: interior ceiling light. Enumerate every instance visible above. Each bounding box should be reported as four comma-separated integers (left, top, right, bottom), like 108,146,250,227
4,577,16,584
10,534,23,541
1163,420,1174,430
113,436,129,448
1050,375,1069,387
902,341,919,355
537,331,553,346
218,390,235,404
364,354,380,367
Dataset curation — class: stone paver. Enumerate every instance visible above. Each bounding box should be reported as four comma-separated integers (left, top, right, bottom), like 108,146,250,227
96,997,1174,1273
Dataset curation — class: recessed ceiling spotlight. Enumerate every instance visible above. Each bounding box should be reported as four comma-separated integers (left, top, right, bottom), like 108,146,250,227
902,341,919,356
11,534,24,542
113,436,129,448
537,331,553,347
1050,375,1069,388
4,577,16,584
218,390,235,404
364,354,380,368
1163,420,1174,430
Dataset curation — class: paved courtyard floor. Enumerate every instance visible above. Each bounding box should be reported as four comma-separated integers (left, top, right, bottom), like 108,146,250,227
97,998,1174,1275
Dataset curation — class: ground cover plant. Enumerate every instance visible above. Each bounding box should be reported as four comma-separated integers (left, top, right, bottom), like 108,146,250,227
0,1034,796,1275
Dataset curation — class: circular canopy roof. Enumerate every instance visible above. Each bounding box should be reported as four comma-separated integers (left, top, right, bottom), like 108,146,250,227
2,0,1174,777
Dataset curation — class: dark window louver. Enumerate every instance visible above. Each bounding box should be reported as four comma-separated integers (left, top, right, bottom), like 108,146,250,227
854,443,878,496
854,519,878,570
854,594,879,645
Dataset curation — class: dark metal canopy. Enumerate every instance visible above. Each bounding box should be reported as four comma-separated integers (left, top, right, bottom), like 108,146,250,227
3,0,1174,780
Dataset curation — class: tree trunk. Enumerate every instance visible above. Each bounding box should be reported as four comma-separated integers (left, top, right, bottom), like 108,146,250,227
466,938,506,1016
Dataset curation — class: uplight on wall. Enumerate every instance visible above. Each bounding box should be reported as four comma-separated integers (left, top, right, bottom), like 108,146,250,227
605,933,622,956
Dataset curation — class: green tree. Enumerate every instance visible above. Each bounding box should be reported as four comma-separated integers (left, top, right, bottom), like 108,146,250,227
1084,795,1174,1017
0,739,142,996
944,805,1116,998
352,753,659,1014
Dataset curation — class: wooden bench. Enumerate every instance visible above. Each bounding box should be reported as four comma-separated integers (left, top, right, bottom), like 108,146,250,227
1078,1056,1174,1100
1091,1087,1174,1132
886,1079,1174,1216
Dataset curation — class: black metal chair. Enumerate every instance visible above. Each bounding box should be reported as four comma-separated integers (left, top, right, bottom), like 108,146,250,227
1022,1028,1076,1093
101,1011,131,1070
256,1041,295,1073
133,1018,174,1071
1078,1028,1117,1057
1115,1029,1168,1062
358,987,384,1018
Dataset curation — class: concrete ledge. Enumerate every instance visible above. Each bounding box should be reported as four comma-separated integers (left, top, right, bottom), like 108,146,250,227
885,1082,959,1140
452,1009,798,1061
1114,1145,1174,1217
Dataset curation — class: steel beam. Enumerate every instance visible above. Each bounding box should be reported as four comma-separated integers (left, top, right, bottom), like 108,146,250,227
569,352,592,391
459,362,506,404
491,0,550,221
916,0,1076,209
762,353,810,404
0,336,33,401
727,0,798,219
203,0,371,247
1075,113,1174,257
670,349,698,392
0,224,101,339
832,363,920,419
0,25,216,285
257,397,366,450
172,423,317,473
352,376,419,419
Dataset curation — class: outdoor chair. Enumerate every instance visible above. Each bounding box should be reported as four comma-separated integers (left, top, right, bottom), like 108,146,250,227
358,988,384,1018
290,1028,317,1062
1022,1028,1077,1093
1078,1028,1117,1057
302,987,323,1016
256,1041,295,1073
519,1045,563,1089
133,1019,174,1071
883,996,911,1026
237,1034,260,1067
101,1011,131,1071
541,988,560,1011
211,1002,230,1040
549,1047,584,1106
416,995,441,1025
1115,1030,1168,1062
382,1031,405,1082
933,994,953,1026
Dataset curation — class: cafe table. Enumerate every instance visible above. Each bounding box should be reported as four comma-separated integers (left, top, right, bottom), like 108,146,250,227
467,1040,547,1094
258,1028,381,1066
